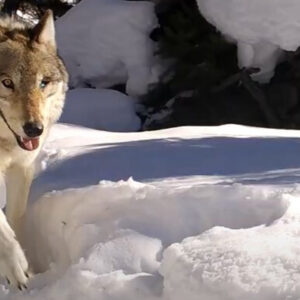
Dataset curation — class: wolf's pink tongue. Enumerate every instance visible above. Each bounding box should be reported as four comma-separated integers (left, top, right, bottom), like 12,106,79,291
23,138,39,151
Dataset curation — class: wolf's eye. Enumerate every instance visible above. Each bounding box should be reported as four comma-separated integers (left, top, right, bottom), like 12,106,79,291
2,79,14,89
40,80,50,89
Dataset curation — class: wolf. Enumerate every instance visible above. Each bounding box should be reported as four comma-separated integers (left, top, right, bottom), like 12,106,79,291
0,11,68,288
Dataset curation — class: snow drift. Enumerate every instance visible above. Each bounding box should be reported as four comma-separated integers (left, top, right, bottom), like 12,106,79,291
162,197,300,300
56,0,159,96
0,124,297,299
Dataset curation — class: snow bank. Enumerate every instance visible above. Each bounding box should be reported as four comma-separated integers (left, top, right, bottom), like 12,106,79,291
60,88,141,132
21,180,291,300
196,0,300,82
56,0,159,96
25,181,288,272
33,123,300,194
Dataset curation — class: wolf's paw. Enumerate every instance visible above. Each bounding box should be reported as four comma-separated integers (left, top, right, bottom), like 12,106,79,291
0,234,29,290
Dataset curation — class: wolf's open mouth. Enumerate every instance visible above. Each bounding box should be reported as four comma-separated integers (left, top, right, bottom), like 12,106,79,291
0,109,40,151
16,136,40,151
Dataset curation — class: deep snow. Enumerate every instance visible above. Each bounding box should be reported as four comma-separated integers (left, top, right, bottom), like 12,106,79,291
1,0,300,297
0,123,299,299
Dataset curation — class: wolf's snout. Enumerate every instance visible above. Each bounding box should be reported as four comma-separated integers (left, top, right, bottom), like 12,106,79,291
23,122,44,137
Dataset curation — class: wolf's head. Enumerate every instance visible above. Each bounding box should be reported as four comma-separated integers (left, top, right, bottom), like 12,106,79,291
0,11,68,151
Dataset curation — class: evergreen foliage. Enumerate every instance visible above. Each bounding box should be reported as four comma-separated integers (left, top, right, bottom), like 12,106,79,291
144,0,300,130
146,0,238,108
1,0,77,19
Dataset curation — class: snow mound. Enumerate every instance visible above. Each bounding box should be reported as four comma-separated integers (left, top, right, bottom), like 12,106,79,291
56,0,158,96
59,88,141,132
161,197,300,300
25,181,288,272
19,178,290,299
196,0,300,82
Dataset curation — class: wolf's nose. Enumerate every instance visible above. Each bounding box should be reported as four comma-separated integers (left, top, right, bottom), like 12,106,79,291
23,122,44,137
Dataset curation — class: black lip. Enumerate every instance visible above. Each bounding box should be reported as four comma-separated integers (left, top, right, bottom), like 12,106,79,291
0,109,25,150
16,136,30,151
0,109,39,151
16,135,40,151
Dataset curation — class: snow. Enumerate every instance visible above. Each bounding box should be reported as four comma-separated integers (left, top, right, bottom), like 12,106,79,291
196,0,300,82
2,0,300,296
161,198,300,300
0,122,298,299
56,0,159,96
59,88,141,132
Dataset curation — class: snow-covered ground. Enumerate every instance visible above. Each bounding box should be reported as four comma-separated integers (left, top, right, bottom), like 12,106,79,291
60,88,141,132
1,122,300,299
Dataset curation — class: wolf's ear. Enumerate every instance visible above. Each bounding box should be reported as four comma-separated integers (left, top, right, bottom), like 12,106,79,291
32,10,56,49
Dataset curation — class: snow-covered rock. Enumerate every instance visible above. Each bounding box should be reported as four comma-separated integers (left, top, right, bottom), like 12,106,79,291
196,0,300,82
56,0,159,96
59,88,141,132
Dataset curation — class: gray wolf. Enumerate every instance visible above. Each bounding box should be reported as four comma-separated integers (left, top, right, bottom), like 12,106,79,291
0,11,68,289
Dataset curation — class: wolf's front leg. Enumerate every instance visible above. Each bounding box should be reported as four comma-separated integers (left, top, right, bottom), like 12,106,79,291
5,164,34,237
0,208,28,288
